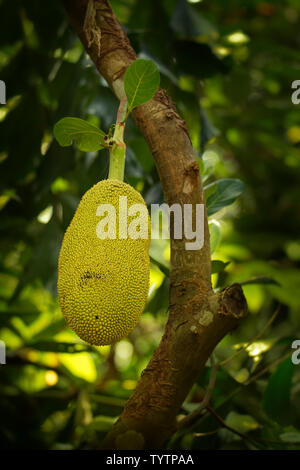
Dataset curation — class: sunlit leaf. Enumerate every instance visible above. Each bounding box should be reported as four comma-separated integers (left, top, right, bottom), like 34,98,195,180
150,255,170,277
209,220,222,254
211,260,230,274
60,352,97,382
198,149,220,183
225,411,260,433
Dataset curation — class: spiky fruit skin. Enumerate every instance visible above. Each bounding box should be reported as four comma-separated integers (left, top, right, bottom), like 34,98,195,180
58,179,150,346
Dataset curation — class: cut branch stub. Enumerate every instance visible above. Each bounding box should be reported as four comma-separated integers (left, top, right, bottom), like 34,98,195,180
220,283,248,319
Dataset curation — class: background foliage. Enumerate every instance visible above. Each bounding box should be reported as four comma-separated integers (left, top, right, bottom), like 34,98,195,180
0,0,300,450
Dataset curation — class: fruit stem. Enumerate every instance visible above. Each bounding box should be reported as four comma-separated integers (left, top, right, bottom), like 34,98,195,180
108,97,127,181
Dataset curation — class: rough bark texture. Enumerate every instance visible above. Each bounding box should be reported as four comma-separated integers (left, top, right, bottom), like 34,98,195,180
62,0,248,449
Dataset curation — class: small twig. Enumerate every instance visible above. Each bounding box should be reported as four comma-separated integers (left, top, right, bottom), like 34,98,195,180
193,429,220,437
199,348,294,423
116,95,128,125
220,305,280,367
206,405,264,449
108,97,127,180
207,405,299,448
244,349,293,386
207,405,252,440
173,306,285,447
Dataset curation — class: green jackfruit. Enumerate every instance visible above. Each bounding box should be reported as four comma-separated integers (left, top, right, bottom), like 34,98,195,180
58,179,150,346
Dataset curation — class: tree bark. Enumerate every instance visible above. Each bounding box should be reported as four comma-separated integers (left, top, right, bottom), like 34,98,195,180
61,0,248,449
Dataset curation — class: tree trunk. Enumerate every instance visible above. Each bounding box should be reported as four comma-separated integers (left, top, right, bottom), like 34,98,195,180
61,0,248,449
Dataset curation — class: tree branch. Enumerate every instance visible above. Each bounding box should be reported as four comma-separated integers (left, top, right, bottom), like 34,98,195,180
61,0,248,449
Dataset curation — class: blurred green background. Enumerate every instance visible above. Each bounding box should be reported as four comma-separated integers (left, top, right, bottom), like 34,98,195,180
0,0,300,450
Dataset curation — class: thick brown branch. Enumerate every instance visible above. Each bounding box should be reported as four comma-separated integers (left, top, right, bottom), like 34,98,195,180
62,0,211,286
61,0,248,449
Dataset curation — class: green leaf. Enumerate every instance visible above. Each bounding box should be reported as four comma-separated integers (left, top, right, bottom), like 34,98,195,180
150,255,170,277
31,319,66,341
200,107,219,152
211,260,230,274
27,341,90,353
263,358,295,425
204,181,219,200
197,149,219,183
209,220,222,254
173,41,230,79
11,217,64,299
124,58,160,113
280,432,300,444
0,310,40,322
205,178,245,216
225,411,260,433
240,277,281,287
53,117,106,152
85,415,117,432
171,0,218,40
128,137,154,172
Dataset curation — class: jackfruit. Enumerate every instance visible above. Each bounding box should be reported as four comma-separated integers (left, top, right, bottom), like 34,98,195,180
58,179,150,346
